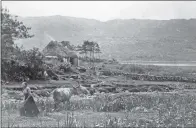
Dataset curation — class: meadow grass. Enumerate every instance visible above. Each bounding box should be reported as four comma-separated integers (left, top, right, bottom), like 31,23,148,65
99,63,196,83
118,64,196,78
2,90,196,127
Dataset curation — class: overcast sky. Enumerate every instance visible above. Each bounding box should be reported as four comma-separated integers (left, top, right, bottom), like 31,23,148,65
2,1,196,21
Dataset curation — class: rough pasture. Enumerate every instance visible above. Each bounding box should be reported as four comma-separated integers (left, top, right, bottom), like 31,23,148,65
98,63,196,83
2,62,196,127
2,87,196,127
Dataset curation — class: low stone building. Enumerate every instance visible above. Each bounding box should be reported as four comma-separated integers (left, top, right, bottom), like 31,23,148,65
42,41,79,67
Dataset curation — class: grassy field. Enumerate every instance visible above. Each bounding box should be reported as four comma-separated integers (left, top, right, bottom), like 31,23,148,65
102,63,196,77
2,88,196,127
2,62,196,127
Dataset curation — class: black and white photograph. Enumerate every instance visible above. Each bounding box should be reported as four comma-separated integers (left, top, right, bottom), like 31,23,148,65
1,1,196,127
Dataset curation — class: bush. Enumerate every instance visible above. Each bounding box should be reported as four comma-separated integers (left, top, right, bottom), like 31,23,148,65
59,63,72,72
1,48,45,81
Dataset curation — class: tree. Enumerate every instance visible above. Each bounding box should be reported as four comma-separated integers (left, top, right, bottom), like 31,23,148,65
1,8,33,59
76,45,86,58
89,41,97,68
95,43,101,59
17,48,45,80
76,40,88,60
61,41,75,50
1,8,34,81
77,40,101,68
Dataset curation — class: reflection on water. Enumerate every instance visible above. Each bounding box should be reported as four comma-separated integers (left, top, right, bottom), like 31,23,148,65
120,61,196,67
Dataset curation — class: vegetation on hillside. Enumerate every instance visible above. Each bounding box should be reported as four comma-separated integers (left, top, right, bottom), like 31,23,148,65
1,8,47,82
1,8,33,59
15,16,196,61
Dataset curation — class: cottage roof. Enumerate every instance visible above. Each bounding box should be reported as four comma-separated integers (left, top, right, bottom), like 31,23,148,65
42,41,78,58
67,51,78,58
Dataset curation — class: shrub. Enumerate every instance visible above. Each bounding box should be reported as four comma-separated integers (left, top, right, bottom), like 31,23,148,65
1,48,45,81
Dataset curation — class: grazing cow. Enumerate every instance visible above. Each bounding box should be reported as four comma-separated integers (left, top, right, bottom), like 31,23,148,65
51,81,89,111
51,86,78,111
44,70,49,80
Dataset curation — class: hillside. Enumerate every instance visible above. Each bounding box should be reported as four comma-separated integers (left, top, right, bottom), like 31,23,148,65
14,16,196,61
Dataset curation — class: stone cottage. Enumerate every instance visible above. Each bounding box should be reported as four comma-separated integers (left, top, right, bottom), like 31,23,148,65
42,41,79,67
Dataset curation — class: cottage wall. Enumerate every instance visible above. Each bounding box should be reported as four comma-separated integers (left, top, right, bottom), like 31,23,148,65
45,58,59,65
73,58,78,67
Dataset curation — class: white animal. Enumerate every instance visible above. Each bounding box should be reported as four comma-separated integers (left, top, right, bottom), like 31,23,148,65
51,87,78,110
44,71,48,78
51,82,89,110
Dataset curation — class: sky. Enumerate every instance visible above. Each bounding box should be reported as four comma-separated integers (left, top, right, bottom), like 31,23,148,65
2,1,196,21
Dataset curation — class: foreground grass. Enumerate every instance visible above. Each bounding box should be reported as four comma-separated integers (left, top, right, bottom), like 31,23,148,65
2,90,196,127
2,110,158,127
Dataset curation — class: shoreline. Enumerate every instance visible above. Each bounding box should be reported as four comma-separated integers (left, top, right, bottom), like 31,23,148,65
120,61,196,66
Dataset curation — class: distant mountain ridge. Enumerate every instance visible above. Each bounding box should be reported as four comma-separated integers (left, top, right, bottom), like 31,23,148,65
14,16,196,61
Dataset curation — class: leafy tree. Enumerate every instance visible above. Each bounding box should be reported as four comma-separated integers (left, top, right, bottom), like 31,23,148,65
83,40,90,60
1,8,34,81
76,45,86,58
77,40,101,68
95,43,101,59
17,48,45,80
1,8,34,59
61,41,75,50
76,40,89,60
